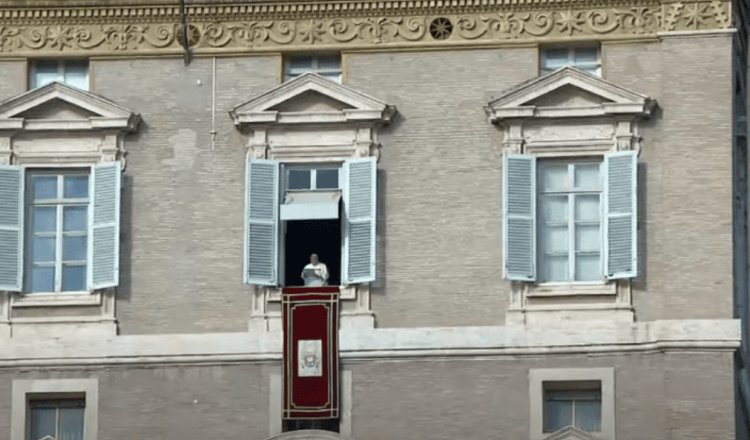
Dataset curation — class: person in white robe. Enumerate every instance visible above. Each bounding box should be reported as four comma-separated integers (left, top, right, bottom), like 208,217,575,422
301,253,329,286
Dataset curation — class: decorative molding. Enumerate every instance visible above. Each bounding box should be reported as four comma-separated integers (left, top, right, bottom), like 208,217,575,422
0,1,733,57
0,319,739,368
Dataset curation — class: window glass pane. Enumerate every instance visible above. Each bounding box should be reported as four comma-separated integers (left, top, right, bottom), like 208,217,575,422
575,253,601,281
540,164,568,192
59,406,85,440
321,72,342,82
574,47,599,64
31,60,61,89
32,236,56,263
542,48,570,71
544,399,572,433
63,236,87,261
574,195,600,222
32,207,57,233
63,206,87,232
541,225,568,254
316,169,339,189
31,266,55,292
62,265,86,291
64,175,89,199
29,407,57,440
574,164,600,190
288,170,311,190
540,195,568,223
32,176,58,200
288,55,313,70
575,224,600,252
541,255,568,282
575,400,602,432
317,55,341,70
63,61,89,91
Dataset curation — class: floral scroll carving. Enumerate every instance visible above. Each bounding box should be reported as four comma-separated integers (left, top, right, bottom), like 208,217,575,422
0,1,732,57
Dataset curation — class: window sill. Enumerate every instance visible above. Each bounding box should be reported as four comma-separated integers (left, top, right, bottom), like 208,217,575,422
525,282,616,298
265,285,358,302
12,291,101,308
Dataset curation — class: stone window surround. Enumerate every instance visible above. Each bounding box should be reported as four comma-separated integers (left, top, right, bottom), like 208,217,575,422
0,82,139,337
230,73,395,332
529,368,615,440
486,67,655,325
11,377,99,440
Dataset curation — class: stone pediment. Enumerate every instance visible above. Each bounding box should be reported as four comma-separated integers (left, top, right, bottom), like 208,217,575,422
543,426,599,440
230,73,395,126
0,82,140,132
486,66,655,121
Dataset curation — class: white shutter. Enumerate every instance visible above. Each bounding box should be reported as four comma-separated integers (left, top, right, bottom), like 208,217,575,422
342,157,376,284
88,162,121,290
0,165,23,292
604,150,637,279
503,154,536,281
244,158,280,286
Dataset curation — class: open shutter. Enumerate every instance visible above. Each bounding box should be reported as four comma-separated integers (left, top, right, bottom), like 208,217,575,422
604,150,637,279
0,165,23,292
244,158,280,286
342,157,376,284
88,162,121,290
503,154,536,281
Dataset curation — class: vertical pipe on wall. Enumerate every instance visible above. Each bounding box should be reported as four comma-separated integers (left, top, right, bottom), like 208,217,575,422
211,56,217,151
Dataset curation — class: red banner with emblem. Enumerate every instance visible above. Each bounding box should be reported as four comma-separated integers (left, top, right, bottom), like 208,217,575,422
282,287,339,420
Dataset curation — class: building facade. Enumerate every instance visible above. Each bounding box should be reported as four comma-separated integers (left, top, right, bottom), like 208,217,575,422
0,0,747,439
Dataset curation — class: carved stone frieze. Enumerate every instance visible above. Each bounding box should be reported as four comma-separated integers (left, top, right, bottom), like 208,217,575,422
0,1,733,57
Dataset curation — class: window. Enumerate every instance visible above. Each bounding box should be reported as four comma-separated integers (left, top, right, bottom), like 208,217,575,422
286,167,340,191
26,171,90,293
529,369,614,440
503,152,636,283
0,163,121,294
543,382,601,433
540,46,600,76
29,60,89,91
11,379,98,440
537,160,602,283
245,158,376,287
284,54,341,82
28,398,85,440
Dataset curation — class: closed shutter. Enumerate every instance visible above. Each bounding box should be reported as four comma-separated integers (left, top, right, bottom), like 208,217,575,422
503,154,536,281
244,158,280,286
342,157,376,284
604,150,637,279
88,162,122,289
0,165,23,292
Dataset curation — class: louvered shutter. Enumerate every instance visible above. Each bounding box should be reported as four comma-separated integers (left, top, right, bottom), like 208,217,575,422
0,165,23,292
342,157,376,284
88,162,121,290
604,150,637,279
503,154,536,281
244,158,280,286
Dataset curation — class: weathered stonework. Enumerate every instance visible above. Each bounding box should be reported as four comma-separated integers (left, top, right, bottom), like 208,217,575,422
0,0,733,57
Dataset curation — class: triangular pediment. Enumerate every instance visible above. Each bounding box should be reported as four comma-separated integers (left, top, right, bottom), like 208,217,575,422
230,73,395,126
543,426,599,440
0,82,140,131
486,66,655,121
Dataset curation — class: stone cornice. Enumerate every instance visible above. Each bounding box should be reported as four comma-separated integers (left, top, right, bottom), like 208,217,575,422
0,0,733,57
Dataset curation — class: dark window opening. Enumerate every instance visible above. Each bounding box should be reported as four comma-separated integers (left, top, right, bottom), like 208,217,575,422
284,219,341,287
283,419,340,433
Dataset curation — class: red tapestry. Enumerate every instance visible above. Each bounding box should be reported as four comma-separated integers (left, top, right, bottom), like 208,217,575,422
282,287,339,420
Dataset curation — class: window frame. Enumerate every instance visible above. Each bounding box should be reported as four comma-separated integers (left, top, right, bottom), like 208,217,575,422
29,59,90,91
529,368,614,440
24,169,91,295
542,382,603,434
540,44,601,77
283,54,342,83
284,164,342,192
11,378,98,440
27,397,86,440
536,158,604,285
